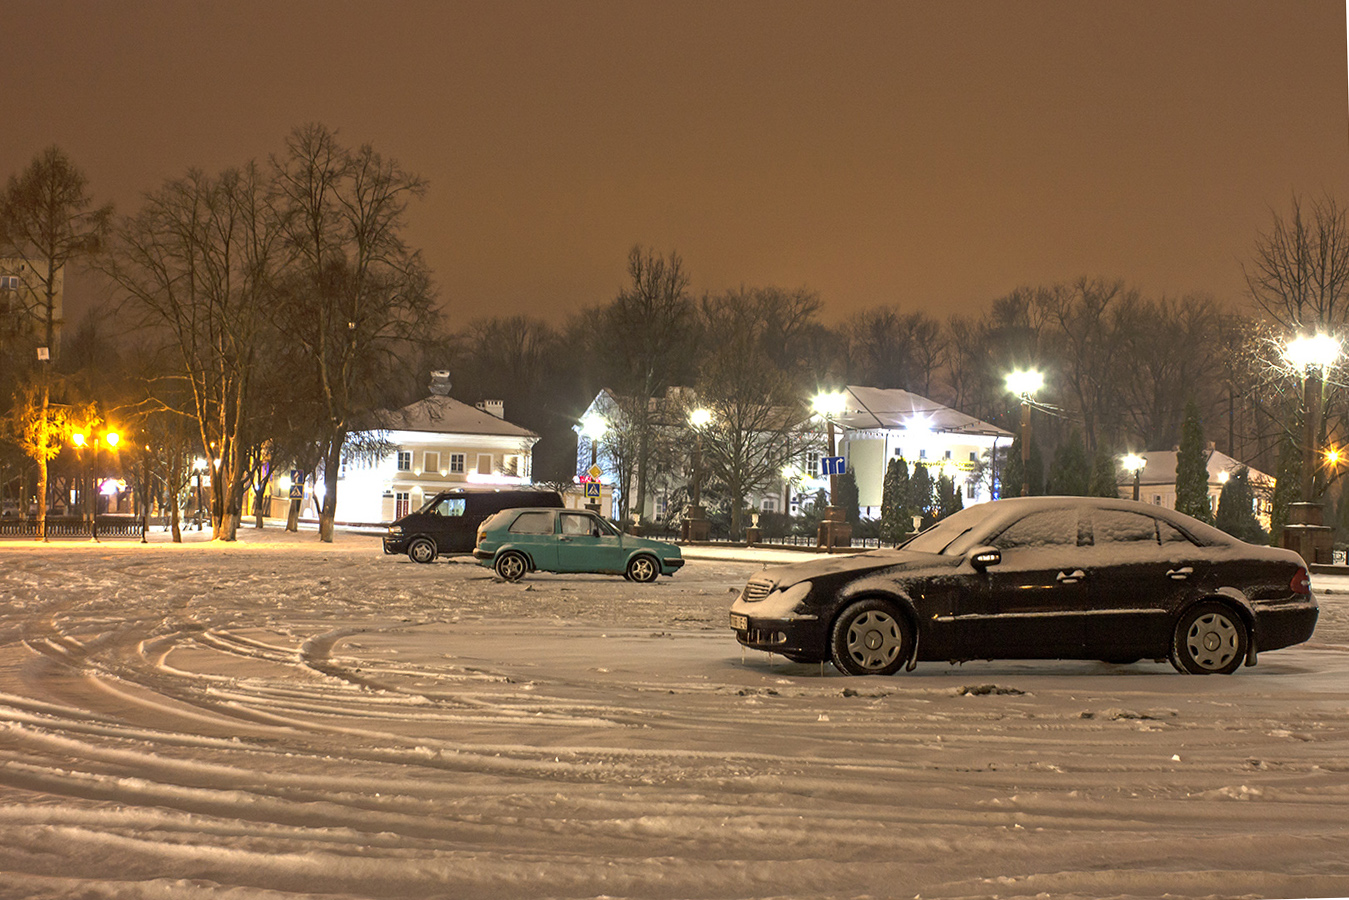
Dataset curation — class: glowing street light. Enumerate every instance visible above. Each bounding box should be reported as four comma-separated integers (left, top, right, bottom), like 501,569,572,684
580,414,608,513
683,408,713,541
1005,370,1043,496
1121,453,1147,502
811,390,851,548
1281,332,1342,563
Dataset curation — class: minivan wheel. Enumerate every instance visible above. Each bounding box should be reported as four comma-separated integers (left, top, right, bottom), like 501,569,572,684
626,555,659,583
831,599,912,676
1171,602,1247,675
407,538,437,564
495,551,528,582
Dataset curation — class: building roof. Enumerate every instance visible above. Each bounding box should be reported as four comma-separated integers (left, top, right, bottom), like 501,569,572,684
1116,449,1273,487
837,386,1014,439
370,395,539,440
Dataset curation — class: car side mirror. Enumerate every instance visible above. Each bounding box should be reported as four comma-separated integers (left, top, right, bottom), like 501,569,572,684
969,546,1001,571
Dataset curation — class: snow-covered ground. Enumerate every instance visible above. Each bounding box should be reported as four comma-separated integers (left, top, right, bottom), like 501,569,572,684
1,528,1348,900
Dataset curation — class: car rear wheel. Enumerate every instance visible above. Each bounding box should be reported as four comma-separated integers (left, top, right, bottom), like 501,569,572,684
407,538,437,564
626,554,659,583
494,551,528,582
1171,602,1247,674
831,599,912,676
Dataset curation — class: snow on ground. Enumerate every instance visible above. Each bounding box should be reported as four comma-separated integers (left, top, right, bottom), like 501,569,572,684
0,527,1348,899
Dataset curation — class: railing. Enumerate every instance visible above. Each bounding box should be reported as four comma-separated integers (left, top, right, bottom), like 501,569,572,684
0,515,146,538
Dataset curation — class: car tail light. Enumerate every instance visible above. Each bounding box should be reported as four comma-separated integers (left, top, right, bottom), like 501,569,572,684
1291,567,1311,595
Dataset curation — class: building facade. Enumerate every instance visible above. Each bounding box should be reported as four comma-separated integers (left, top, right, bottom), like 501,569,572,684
1114,448,1275,529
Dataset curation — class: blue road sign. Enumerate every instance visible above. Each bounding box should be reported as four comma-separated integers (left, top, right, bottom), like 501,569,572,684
822,456,847,475
585,482,601,498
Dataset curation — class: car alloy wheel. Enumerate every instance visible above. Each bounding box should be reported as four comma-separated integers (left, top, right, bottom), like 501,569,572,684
831,599,912,676
495,551,528,582
626,555,659,583
1172,602,1247,674
408,538,437,564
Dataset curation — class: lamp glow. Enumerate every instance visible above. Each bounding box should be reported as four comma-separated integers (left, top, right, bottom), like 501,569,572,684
812,390,848,418
1006,370,1043,397
1285,334,1342,372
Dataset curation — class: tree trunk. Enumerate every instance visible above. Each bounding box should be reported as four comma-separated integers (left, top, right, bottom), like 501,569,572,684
318,434,344,543
35,381,49,542
286,497,300,532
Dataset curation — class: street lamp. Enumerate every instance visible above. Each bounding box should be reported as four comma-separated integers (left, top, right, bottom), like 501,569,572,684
1281,332,1342,563
193,457,208,530
72,428,119,541
811,390,851,549
1005,370,1043,496
1121,453,1146,502
683,408,713,541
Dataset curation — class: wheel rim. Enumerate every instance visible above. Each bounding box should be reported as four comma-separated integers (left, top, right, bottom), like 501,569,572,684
411,541,433,563
498,554,524,580
1185,612,1239,671
845,610,903,671
630,558,656,582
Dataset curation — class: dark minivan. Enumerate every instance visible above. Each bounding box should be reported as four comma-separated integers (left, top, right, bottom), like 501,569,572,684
384,487,564,563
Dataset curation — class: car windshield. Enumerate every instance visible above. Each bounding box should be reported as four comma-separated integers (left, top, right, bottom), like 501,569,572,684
899,505,994,555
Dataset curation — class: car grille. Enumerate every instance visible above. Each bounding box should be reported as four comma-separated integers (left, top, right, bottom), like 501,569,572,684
744,577,775,601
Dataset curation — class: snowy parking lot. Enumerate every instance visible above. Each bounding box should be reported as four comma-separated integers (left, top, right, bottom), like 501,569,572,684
1,529,1347,899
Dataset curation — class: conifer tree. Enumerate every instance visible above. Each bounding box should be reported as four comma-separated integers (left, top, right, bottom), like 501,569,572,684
880,457,912,543
910,462,934,525
1048,428,1090,496
1175,399,1213,523
1088,445,1121,498
1269,430,1302,546
1214,467,1266,544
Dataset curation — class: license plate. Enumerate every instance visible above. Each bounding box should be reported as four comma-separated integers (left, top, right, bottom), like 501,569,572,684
730,613,748,630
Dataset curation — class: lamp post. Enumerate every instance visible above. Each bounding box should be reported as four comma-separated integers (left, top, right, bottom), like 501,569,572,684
193,457,207,530
811,390,851,549
683,408,712,541
1281,333,1342,563
1005,370,1043,496
580,414,608,513
71,430,90,536
1122,453,1146,502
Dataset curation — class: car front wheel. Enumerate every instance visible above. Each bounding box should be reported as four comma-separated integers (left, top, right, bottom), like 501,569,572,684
1171,602,1247,674
407,538,437,564
626,554,659,583
494,551,528,582
831,599,912,676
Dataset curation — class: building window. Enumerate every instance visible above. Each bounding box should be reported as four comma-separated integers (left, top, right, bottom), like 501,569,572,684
969,451,977,463
449,453,465,474
805,450,821,475
944,449,952,459
424,451,440,474
394,491,411,519
477,453,493,475
966,480,977,498
761,497,779,513
919,448,927,460
396,451,412,472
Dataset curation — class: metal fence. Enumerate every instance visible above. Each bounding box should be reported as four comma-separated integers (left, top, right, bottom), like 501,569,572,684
0,515,145,538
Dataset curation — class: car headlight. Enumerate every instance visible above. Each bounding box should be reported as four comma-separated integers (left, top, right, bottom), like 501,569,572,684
387,526,403,537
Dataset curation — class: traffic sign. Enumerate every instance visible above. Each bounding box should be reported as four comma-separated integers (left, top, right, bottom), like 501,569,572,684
585,482,601,499
587,464,602,480
289,470,304,499
822,456,847,475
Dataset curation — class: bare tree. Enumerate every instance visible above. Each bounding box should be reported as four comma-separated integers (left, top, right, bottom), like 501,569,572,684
1245,194,1349,333
1,147,112,538
104,164,281,540
272,124,438,542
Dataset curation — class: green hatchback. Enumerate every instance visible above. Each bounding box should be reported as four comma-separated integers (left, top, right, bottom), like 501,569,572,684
473,508,685,582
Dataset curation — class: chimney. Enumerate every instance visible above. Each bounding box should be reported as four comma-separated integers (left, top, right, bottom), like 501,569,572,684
476,399,504,419
429,370,452,396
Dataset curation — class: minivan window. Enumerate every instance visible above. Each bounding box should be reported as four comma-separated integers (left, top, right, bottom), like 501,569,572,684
509,511,555,535
430,497,466,517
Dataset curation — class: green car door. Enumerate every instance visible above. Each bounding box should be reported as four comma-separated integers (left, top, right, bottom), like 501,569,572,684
504,509,561,570
555,511,628,574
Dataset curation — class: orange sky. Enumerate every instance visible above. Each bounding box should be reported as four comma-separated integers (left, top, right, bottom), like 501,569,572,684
4,0,1348,325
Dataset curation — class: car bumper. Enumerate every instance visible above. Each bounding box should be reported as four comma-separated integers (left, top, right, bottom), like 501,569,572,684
383,537,406,554
662,558,685,575
731,611,828,656
1253,600,1319,652
472,547,495,562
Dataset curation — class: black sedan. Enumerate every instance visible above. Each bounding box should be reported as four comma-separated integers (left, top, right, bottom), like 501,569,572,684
730,496,1318,676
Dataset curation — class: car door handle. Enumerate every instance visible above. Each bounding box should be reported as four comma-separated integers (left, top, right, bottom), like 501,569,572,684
560,536,573,542
1167,566,1193,580
1057,570,1086,584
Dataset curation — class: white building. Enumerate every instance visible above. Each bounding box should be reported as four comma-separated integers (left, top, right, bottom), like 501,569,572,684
831,386,1014,516
1115,448,1275,529
334,374,540,524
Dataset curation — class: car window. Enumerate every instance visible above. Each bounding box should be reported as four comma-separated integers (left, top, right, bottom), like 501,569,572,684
560,513,595,536
432,497,466,517
1093,509,1159,545
508,511,555,535
1157,520,1194,545
990,509,1079,550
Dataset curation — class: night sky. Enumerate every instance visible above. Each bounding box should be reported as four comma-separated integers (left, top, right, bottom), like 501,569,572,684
4,1,1348,325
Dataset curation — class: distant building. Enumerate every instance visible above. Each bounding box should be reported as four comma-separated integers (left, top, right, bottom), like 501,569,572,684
1115,448,1274,529
831,386,1014,516
333,372,540,523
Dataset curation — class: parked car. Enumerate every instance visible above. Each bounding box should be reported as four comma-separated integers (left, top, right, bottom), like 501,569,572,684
384,488,564,563
474,507,685,582
730,496,1318,676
